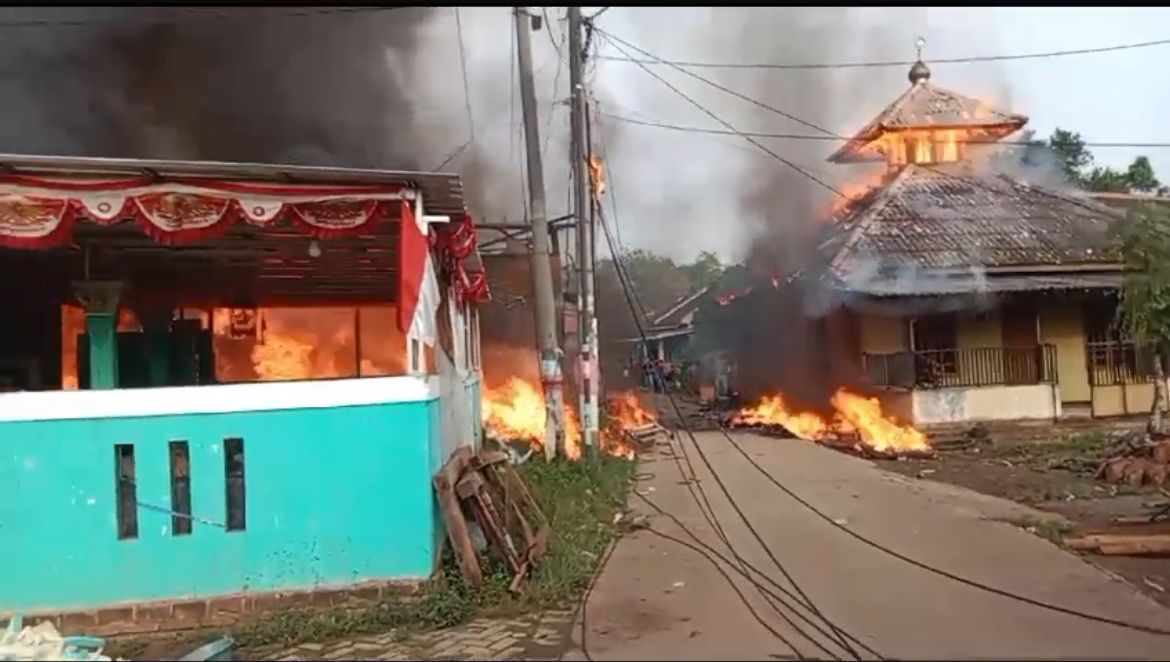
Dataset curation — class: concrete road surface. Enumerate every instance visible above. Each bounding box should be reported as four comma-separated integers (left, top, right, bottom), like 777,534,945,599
563,431,1170,660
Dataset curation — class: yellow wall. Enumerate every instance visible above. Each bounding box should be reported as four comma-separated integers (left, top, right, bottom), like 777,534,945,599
1038,304,1091,404
859,314,907,353
956,312,1002,349
1092,383,1155,417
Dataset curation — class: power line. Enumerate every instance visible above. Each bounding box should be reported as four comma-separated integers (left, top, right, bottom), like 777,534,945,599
599,30,1137,220
634,492,884,658
592,160,867,658
592,162,843,658
595,34,1170,70
605,112,1170,149
0,6,409,29
588,7,613,21
595,29,840,139
713,424,1170,637
592,112,1170,636
598,33,845,198
595,210,829,660
453,7,475,142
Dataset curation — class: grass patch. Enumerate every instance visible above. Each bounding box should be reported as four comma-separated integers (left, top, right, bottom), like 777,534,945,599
226,454,635,651
1007,516,1074,544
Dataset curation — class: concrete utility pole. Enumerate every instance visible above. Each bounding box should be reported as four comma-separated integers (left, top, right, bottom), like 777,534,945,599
569,6,600,455
514,6,567,459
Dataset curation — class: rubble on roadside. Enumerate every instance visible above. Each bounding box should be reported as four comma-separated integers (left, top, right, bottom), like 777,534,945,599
0,617,113,661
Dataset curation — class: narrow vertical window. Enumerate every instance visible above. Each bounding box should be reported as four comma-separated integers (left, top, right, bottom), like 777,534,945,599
224,438,246,532
114,444,138,540
169,441,192,536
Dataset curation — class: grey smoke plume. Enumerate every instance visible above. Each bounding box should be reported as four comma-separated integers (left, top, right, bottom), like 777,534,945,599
592,7,1019,266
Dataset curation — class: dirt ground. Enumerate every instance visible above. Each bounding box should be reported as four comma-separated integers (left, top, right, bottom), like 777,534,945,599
882,427,1170,608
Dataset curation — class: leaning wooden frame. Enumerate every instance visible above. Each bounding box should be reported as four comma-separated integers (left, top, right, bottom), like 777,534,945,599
432,446,550,592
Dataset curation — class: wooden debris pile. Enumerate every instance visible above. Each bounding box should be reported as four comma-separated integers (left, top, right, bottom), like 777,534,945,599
433,447,550,592
622,422,672,451
1094,429,1170,487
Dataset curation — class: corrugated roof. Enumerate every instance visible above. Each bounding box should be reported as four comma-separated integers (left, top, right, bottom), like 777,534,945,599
651,287,710,327
827,164,1125,291
828,82,1026,164
841,271,1125,297
0,153,467,216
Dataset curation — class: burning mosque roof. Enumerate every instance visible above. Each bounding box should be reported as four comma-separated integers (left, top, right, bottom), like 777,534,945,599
827,46,1026,165
825,164,1125,297
817,45,1123,299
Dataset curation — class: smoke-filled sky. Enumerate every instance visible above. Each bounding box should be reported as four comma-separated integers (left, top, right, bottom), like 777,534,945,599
0,6,1165,265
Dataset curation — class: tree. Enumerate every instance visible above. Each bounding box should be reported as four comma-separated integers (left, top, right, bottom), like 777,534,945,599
680,251,725,290
1084,165,1131,193
1127,156,1162,193
1118,202,1170,433
1048,128,1093,185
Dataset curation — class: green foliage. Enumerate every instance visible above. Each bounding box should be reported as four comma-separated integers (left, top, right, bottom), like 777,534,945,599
1119,202,1170,349
1041,128,1163,194
1127,156,1162,193
230,456,634,651
680,251,725,290
1048,128,1093,183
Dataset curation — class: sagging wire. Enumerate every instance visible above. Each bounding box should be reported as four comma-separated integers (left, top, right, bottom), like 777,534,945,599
600,28,1129,222
593,195,868,661
594,34,1170,70
584,138,864,662
594,32,1170,636
598,35,845,198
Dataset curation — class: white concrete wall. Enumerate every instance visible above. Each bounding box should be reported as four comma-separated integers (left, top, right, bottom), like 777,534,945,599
912,384,1060,425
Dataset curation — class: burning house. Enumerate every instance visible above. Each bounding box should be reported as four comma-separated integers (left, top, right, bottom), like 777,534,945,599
617,287,709,385
0,155,490,622
815,56,1139,425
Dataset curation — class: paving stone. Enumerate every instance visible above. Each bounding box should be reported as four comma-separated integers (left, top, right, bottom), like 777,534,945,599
251,608,572,660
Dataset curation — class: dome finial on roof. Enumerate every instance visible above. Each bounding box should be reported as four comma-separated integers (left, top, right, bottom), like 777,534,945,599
909,36,931,85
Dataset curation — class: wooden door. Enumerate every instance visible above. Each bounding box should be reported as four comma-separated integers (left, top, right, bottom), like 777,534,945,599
1002,303,1040,384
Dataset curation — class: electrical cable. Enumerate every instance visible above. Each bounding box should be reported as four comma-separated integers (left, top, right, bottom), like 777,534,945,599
595,184,867,659
595,34,1170,70
454,7,475,143
592,148,1170,644
597,35,845,198
605,112,1170,149
599,28,1134,222
577,534,621,662
596,29,842,139
588,144,839,656
590,20,1170,643
712,425,1170,637
591,102,861,657
633,491,885,659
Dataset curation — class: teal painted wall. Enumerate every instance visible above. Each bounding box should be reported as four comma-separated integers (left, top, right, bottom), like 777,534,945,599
0,398,441,614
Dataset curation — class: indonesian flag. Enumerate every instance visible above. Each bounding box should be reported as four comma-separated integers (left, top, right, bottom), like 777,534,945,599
397,199,440,346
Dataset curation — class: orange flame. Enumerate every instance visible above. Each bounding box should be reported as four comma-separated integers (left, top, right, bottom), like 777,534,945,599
732,388,929,454
718,287,754,306
830,390,929,454
482,376,583,460
480,377,648,460
864,128,973,168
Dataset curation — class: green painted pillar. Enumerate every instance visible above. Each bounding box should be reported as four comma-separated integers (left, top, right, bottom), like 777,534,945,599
86,313,119,390
73,281,124,390
139,308,173,387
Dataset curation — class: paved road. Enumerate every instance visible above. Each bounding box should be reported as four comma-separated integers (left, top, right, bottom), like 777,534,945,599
563,431,1170,660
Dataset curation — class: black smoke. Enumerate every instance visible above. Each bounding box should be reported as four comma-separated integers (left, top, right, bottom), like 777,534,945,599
0,7,436,167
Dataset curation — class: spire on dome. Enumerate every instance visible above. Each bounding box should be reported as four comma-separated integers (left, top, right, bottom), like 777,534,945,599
909,36,930,85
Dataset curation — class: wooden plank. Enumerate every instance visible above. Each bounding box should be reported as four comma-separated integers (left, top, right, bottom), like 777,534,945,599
1066,533,1170,556
432,448,481,588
